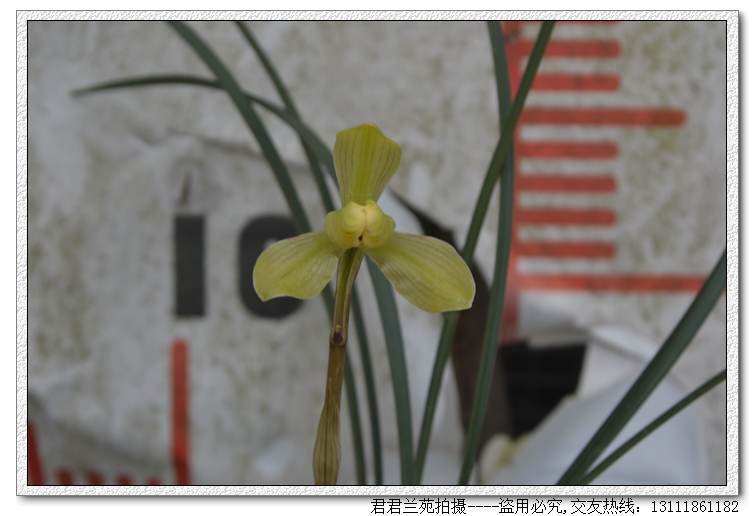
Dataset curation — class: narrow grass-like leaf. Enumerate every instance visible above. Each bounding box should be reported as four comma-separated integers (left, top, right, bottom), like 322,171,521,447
349,292,383,483
166,22,310,233
163,21,369,484
234,21,383,484
75,70,413,484
73,74,336,172
558,251,726,485
343,356,367,484
578,370,726,485
415,20,555,481
234,22,335,212
457,20,516,485
366,261,415,484
461,21,554,261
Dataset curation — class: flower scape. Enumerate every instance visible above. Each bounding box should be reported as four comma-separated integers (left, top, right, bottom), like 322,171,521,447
252,123,475,484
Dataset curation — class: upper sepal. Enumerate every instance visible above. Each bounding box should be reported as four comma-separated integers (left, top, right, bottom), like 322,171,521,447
333,124,401,205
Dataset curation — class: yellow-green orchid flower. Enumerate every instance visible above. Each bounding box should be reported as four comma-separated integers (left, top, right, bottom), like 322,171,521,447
253,123,475,313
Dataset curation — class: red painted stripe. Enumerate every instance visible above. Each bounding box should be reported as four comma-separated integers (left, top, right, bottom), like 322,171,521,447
517,241,615,258
520,20,621,25
172,339,191,485
115,474,132,485
533,73,620,91
518,208,616,225
501,21,621,40
519,274,705,292
27,422,45,485
511,39,621,58
521,107,686,126
55,469,74,485
147,477,162,485
519,141,619,159
85,471,104,485
501,21,523,36
518,174,616,193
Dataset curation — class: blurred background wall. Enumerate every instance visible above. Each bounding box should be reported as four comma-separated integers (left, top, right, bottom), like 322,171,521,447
27,20,726,486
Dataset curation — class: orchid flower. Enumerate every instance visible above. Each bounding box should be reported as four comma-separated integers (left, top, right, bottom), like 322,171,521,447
252,123,475,485
253,123,475,313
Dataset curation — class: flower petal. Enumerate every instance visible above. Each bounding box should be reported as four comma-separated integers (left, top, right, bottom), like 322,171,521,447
366,233,475,312
253,232,342,301
334,124,401,204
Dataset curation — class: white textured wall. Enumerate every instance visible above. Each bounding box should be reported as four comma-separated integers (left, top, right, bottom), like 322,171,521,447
28,20,726,485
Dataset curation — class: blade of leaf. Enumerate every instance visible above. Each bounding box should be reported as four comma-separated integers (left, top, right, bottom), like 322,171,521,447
235,21,383,485
366,261,415,484
415,20,555,481
72,75,336,176
558,250,726,485
343,354,367,484
578,369,726,485
167,22,310,233
163,21,370,484
75,66,414,485
457,20,517,485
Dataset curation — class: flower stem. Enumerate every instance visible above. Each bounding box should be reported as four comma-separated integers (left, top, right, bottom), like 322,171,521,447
314,248,363,485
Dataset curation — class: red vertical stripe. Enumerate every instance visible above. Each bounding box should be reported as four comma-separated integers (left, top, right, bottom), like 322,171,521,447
171,339,191,485
502,21,525,340
115,474,133,485
55,469,74,485
27,422,45,485
85,471,104,485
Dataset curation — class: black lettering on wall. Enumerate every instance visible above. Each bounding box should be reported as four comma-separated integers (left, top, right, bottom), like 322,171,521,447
174,214,206,317
239,215,302,319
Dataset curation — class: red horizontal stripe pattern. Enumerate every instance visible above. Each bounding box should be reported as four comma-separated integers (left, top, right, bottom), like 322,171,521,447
518,208,616,225
521,107,686,126
517,241,615,258
533,73,620,91
519,141,619,159
518,174,616,192
511,39,622,58
518,274,705,292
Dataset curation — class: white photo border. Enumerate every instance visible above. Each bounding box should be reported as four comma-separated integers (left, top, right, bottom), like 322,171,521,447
16,9,739,497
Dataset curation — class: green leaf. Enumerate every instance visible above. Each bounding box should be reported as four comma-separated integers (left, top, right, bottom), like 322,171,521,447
415,20,555,482
558,251,726,485
234,22,336,213
75,40,417,486
367,261,415,484
457,20,519,485
349,292,383,483
72,74,336,174
166,22,311,233
578,369,726,485
343,353,367,484
234,21,383,484
162,21,369,484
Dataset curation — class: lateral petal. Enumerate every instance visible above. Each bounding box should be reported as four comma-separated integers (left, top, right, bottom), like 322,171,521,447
366,233,475,313
253,232,342,301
